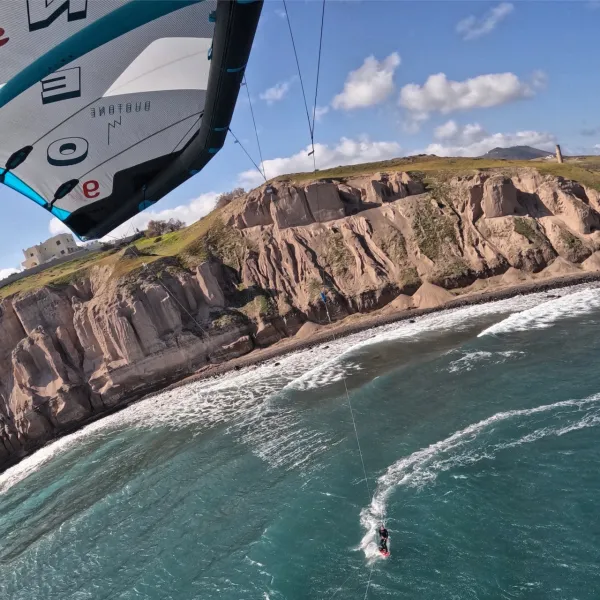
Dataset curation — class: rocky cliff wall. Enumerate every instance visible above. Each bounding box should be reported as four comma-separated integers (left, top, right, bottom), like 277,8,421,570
2,167,600,466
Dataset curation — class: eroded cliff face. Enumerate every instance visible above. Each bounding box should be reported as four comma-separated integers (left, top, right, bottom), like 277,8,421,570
227,169,600,310
0,262,257,465
2,167,600,466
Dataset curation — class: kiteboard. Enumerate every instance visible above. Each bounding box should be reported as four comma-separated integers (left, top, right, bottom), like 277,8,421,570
378,537,390,558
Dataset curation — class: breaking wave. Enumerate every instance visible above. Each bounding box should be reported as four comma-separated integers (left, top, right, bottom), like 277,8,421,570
479,286,600,337
359,392,600,559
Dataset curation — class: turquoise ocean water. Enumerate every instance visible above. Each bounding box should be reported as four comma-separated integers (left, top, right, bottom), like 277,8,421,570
2,284,600,599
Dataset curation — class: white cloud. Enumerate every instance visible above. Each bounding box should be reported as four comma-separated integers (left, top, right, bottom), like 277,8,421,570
456,2,514,40
49,192,220,242
48,218,71,236
314,105,330,121
332,53,401,110
239,136,402,187
0,267,19,281
274,8,287,19
260,78,294,104
422,121,555,157
434,120,487,145
399,71,545,123
434,120,460,140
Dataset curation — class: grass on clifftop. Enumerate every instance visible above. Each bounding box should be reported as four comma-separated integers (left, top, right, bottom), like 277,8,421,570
5,155,600,299
0,251,105,299
277,155,600,192
0,210,239,298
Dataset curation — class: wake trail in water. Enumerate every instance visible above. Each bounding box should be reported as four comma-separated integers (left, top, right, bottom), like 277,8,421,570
359,392,600,558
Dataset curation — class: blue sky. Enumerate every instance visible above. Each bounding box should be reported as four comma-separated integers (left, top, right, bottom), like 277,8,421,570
2,0,600,276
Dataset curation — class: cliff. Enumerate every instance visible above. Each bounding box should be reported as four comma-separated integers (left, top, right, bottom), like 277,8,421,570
3,163,600,466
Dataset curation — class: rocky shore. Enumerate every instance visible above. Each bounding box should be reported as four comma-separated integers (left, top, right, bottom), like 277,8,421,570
3,165,600,469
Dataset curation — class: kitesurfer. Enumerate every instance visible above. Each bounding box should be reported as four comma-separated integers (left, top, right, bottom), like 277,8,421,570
378,524,389,554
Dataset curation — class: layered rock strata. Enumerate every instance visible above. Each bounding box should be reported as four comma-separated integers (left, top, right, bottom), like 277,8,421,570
2,168,600,466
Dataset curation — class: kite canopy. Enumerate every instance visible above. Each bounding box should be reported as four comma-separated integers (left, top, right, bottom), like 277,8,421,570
0,0,263,239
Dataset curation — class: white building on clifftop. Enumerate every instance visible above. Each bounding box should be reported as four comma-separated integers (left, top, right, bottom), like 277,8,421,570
22,233,79,269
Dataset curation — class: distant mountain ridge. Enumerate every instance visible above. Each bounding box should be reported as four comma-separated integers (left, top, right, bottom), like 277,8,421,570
480,146,554,160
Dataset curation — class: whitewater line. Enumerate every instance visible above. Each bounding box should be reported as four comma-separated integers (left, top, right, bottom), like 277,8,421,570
3,282,596,497
479,285,600,337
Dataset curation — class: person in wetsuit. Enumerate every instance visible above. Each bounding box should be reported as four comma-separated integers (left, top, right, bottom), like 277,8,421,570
378,524,389,552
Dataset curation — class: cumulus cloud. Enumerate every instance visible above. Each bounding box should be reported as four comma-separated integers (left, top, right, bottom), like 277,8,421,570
274,8,287,18
456,2,514,40
260,78,295,104
433,120,488,145
314,105,330,121
0,267,19,281
434,120,461,140
422,120,555,157
332,53,401,110
239,136,402,187
48,218,71,236
49,192,220,241
531,70,547,89
399,71,545,123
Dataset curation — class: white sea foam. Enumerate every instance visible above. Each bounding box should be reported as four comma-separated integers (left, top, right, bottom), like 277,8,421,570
349,285,587,353
284,359,363,391
479,286,600,337
359,392,600,558
446,350,524,373
1,283,596,495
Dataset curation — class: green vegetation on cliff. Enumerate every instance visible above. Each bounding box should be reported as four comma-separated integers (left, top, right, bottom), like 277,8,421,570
182,219,247,270
278,155,600,192
413,198,458,260
514,217,547,247
323,229,353,276
5,155,600,300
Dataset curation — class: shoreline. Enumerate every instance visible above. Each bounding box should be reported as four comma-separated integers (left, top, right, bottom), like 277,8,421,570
3,270,600,475
159,269,600,389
